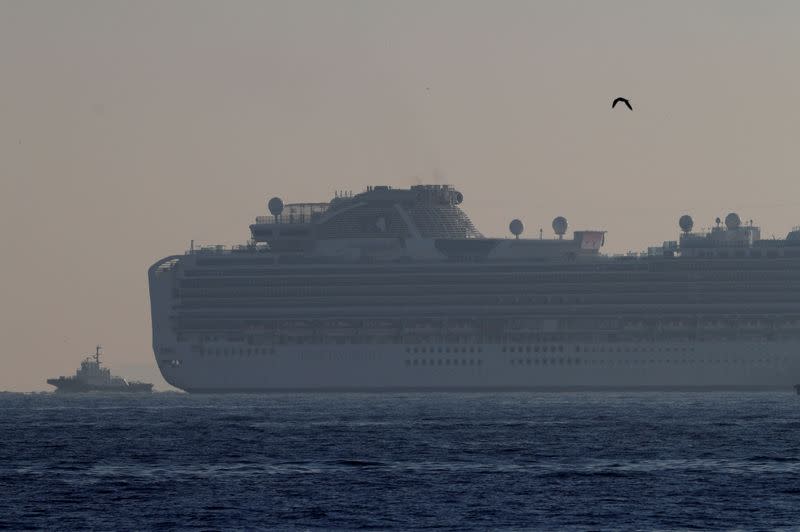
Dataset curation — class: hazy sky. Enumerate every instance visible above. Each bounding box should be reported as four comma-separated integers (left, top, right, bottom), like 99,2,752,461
2,1,800,391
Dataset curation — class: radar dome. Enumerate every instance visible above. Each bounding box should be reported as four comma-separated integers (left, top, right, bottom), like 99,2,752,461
509,219,524,238
268,197,284,217
552,216,568,237
453,191,464,205
679,214,694,233
725,212,741,230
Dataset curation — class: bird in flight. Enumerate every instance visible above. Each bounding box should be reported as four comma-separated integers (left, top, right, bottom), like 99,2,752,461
612,97,633,110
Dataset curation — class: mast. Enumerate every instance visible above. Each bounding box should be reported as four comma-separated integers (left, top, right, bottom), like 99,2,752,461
94,345,102,365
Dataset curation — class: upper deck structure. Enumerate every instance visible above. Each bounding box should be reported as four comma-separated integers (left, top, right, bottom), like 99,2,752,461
244,184,605,261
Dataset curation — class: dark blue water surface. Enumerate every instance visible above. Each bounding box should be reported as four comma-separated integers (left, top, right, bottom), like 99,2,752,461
2,392,800,530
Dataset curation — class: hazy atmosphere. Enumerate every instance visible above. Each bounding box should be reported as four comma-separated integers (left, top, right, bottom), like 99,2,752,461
2,0,800,391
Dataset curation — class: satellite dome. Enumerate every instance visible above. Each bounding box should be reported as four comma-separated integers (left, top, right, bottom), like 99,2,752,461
679,214,694,233
268,197,284,217
552,216,568,237
453,191,464,205
725,212,741,230
509,219,524,238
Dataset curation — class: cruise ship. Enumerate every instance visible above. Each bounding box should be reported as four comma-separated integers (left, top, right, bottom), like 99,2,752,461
148,184,800,392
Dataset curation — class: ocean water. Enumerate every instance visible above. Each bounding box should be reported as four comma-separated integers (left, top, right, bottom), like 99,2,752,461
2,392,800,530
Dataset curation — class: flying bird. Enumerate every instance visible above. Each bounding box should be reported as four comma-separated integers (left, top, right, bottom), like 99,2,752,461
612,97,632,110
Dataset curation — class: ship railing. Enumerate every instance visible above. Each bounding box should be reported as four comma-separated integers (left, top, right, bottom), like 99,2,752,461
255,203,330,225
154,258,180,274
188,244,256,255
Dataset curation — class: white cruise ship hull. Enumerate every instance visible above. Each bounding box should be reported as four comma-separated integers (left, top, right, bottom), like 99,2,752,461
153,341,800,392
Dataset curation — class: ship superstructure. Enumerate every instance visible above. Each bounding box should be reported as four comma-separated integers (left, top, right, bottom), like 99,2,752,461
148,184,800,392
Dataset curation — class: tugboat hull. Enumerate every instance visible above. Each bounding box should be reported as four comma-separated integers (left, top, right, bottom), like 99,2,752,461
46,377,153,393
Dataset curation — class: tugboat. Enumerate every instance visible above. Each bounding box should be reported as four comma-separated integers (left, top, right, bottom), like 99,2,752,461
47,346,153,393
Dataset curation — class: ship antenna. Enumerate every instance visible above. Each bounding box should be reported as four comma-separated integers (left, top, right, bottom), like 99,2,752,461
95,345,102,365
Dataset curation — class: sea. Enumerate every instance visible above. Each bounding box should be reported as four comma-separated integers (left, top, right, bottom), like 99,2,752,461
2,391,800,530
